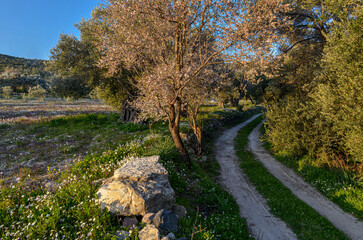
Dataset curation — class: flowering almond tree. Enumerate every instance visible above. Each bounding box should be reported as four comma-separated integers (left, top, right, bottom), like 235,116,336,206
94,0,290,166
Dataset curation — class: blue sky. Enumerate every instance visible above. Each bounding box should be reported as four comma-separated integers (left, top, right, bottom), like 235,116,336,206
0,0,100,60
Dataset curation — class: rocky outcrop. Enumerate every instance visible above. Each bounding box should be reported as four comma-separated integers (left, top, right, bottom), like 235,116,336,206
97,156,175,216
97,155,188,239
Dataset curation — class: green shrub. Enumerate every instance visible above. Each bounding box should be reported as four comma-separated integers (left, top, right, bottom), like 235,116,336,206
308,9,363,171
20,92,28,102
265,98,308,157
28,85,47,101
90,85,128,112
265,5,362,178
1,86,13,99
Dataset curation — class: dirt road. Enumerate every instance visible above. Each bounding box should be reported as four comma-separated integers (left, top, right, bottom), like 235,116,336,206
215,114,297,240
248,121,363,240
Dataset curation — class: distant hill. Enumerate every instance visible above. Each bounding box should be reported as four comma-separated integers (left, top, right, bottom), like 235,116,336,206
0,53,48,76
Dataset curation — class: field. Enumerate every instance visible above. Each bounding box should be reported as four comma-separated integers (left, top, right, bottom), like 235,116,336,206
1,98,361,240
0,98,261,239
0,99,121,179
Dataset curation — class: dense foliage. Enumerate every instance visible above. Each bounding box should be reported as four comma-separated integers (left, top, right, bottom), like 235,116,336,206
265,0,362,180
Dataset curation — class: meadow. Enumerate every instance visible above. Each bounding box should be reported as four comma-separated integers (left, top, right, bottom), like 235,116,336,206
2,98,360,240
1,99,118,179
0,97,261,239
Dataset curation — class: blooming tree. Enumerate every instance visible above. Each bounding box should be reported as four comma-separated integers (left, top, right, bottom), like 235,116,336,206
94,0,290,166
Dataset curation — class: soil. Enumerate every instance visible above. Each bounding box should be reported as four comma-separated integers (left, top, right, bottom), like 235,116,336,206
248,121,363,240
214,114,298,240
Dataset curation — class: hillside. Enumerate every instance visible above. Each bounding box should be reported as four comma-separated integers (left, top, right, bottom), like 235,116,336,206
0,53,48,75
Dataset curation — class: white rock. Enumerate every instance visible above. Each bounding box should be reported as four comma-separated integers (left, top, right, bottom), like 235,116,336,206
97,156,175,216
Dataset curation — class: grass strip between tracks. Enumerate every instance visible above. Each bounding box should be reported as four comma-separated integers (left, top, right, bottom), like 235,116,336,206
235,116,349,240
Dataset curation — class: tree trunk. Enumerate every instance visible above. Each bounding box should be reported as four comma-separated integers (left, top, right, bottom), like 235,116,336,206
120,99,137,122
218,100,225,108
168,101,191,168
149,122,153,134
193,126,203,157
169,123,192,168
230,97,239,107
189,114,203,157
249,96,255,104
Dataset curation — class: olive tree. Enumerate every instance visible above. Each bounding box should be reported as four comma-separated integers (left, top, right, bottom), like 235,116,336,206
94,0,290,165
48,10,137,121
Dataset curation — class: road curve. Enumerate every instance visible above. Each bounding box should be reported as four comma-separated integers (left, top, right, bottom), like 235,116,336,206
248,121,363,240
214,114,297,240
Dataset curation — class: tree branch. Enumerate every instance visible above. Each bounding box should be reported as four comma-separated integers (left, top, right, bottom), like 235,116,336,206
283,37,325,53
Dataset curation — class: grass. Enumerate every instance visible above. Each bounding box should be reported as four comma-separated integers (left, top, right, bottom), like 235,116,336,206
261,127,363,220
164,107,264,240
0,111,148,179
175,106,264,240
235,116,349,240
0,100,261,239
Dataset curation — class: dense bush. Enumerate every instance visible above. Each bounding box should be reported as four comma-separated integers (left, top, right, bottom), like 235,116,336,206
50,76,90,100
265,98,306,156
308,10,363,171
1,86,13,99
0,71,48,93
90,84,128,112
28,85,47,101
265,3,362,179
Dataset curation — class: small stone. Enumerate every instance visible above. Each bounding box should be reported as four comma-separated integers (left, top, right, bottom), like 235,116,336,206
139,225,160,240
45,181,60,191
201,156,207,162
172,204,187,219
45,181,54,189
91,179,103,185
115,230,129,240
188,148,196,155
177,238,188,240
180,133,187,140
153,209,178,232
166,232,176,240
123,216,139,228
142,213,156,224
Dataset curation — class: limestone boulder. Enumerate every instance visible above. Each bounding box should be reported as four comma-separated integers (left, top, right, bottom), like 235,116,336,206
97,156,175,216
